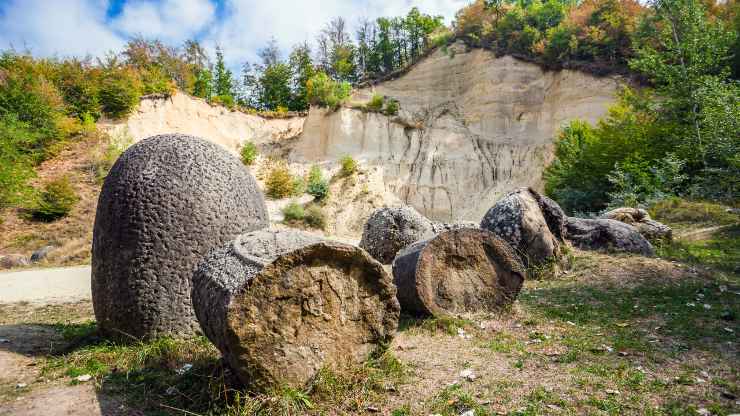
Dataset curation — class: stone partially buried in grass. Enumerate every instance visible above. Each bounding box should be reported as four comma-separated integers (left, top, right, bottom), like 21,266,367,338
191,229,400,391
392,228,525,317
92,134,269,340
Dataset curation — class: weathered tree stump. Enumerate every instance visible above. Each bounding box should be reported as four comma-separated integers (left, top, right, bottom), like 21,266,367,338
92,134,268,340
359,206,435,264
192,229,400,391
392,228,525,317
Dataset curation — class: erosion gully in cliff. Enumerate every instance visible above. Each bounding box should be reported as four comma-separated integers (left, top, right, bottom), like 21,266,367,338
290,42,622,223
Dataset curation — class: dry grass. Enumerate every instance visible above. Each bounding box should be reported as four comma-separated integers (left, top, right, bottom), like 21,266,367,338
1,247,737,415
0,133,108,267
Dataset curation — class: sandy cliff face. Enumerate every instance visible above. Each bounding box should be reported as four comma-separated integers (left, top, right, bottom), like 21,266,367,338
291,43,622,222
100,92,304,154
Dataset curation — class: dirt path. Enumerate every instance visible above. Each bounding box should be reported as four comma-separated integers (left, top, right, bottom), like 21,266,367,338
0,266,91,304
676,223,738,241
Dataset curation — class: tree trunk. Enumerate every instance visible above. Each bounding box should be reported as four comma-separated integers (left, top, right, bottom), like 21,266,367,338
392,228,526,317
192,229,400,391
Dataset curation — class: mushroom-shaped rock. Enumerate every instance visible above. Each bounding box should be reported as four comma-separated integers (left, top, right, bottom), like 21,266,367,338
359,206,435,264
192,229,400,391
480,188,563,265
92,134,269,340
565,217,654,256
601,207,672,241
392,228,525,317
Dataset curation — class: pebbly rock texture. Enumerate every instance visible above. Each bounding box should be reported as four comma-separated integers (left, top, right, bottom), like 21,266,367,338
192,229,400,391
431,221,479,234
392,228,525,317
92,134,269,340
480,188,563,266
359,206,435,264
565,217,654,256
601,207,672,241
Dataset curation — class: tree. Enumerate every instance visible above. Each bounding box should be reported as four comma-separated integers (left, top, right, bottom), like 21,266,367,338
289,43,315,111
213,46,235,102
630,0,736,174
193,67,213,99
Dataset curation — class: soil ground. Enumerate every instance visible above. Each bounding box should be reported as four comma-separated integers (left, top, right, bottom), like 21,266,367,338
1,242,737,415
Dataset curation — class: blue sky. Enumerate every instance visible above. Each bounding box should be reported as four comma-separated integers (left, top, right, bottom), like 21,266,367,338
0,0,468,69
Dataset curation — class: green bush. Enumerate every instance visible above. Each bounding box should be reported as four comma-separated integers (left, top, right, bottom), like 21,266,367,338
383,99,399,116
99,68,142,119
340,155,358,177
266,164,300,199
366,94,384,112
306,165,329,201
0,115,40,208
240,141,258,165
282,202,305,222
29,176,79,222
304,205,327,230
306,72,351,110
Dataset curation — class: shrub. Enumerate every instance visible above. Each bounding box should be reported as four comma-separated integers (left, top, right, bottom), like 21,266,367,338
306,165,329,201
240,141,258,166
282,202,305,222
366,94,384,112
0,115,40,208
266,164,299,199
304,205,327,230
340,155,358,177
306,72,351,110
92,132,132,183
29,176,79,222
99,68,142,119
383,99,399,116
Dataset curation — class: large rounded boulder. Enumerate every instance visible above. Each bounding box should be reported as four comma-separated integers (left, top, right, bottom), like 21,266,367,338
359,206,435,264
565,217,654,256
92,134,269,339
192,229,399,391
480,188,564,266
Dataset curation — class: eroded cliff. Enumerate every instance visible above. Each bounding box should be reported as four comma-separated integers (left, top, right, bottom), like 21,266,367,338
290,43,622,222
99,92,304,154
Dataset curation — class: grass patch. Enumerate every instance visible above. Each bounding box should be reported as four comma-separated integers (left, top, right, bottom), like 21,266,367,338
427,383,490,415
399,315,473,336
656,225,740,275
650,198,738,230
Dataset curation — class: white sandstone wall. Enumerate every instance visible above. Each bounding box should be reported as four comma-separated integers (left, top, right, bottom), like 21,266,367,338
291,43,623,222
99,91,305,155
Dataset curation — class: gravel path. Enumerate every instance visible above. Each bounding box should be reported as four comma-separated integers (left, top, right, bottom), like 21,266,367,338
0,265,91,304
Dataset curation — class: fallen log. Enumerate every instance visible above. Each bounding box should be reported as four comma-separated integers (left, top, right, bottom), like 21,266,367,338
192,229,400,391
392,228,525,317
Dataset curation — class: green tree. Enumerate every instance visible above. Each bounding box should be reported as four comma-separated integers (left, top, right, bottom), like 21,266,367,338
213,46,235,101
288,43,315,111
193,68,213,99
630,0,737,193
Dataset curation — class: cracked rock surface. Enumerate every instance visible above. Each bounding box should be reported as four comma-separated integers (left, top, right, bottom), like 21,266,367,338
192,229,400,391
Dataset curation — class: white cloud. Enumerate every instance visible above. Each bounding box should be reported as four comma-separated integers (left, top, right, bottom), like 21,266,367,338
0,0,124,58
203,0,469,68
111,0,217,42
0,0,468,68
